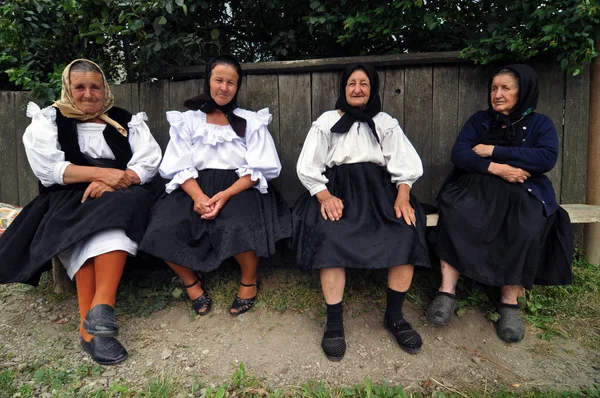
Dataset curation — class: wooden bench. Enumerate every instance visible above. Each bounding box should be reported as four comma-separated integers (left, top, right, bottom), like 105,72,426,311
2,202,600,294
425,204,600,227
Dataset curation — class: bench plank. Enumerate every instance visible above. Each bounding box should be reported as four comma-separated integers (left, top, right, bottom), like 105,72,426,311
425,204,600,227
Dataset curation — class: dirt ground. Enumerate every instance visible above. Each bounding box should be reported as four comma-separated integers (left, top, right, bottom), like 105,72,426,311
0,279,598,395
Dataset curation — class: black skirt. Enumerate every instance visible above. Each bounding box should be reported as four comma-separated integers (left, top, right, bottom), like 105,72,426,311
429,173,573,288
138,169,292,272
291,162,430,272
0,185,155,286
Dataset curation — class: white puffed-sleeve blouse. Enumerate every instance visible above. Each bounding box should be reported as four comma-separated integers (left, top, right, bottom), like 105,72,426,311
22,102,162,186
296,110,423,196
159,108,281,194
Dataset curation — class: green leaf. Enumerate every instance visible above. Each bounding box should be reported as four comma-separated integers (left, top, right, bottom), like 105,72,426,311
153,41,162,51
182,4,187,15
165,2,173,13
211,28,220,40
157,16,167,25
175,0,184,6
560,57,568,69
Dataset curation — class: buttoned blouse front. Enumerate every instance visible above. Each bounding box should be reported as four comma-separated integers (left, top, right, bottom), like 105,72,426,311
296,110,423,196
159,108,281,194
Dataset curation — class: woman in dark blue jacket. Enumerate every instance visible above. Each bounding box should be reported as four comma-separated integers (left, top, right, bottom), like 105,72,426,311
426,64,573,342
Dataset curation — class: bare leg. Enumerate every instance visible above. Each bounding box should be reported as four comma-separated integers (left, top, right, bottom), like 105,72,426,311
388,264,414,291
166,261,205,300
500,285,524,305
234,250,259,299
439,259,460,294
320,268,345,304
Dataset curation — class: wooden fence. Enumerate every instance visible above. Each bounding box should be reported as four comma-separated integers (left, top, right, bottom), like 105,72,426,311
0,53,590,211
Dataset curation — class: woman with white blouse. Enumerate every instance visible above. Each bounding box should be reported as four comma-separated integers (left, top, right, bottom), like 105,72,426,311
293,63,430,361
0,59,162,365
139,55,291,317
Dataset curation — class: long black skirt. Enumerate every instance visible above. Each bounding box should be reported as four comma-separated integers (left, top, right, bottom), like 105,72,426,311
292,162,430,272
0,185,155,285
138,169,292,272
429,173,573,288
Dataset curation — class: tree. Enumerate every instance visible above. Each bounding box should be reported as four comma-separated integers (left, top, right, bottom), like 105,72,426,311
1,0,598,104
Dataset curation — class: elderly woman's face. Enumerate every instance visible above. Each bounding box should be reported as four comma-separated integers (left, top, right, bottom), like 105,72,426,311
490,73,519,115
345,69,370,108
70,71,105,114
209,64,239,106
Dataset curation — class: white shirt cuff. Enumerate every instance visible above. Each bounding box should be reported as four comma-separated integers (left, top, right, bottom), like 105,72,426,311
309,184,328,196
53,161,72,185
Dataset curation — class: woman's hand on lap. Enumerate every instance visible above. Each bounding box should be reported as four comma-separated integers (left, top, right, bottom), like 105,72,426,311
316,190,344,221
201,191,232,220
82,181,115,202
394,186,416,226
99,169,132,189
488,163,531,183
192,194,213,217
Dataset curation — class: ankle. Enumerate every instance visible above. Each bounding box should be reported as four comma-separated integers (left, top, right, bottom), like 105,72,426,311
80,327,93,342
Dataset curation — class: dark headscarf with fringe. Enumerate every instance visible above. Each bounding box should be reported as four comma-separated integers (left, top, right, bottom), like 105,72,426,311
331,63,382,143
183,55,246,137
486,64,538,146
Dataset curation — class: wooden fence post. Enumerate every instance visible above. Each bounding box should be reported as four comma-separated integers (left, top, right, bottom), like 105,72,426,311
585,35,600,266
52,257,74,294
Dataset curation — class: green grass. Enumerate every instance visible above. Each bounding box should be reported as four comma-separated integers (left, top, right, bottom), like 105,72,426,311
1,361,598,398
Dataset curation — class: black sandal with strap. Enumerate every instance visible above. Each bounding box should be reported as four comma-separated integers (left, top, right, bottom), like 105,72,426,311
230,279,261,317
184,277,212,316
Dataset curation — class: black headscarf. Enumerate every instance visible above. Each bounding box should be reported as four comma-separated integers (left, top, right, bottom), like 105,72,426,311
331,63,382,143
487,64,539,145
183,55,247,137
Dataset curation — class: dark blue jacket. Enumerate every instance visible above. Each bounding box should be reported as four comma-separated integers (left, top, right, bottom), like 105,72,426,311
448,111,559,215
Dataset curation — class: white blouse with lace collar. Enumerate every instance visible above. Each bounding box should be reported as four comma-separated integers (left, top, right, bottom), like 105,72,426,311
159,108,281,194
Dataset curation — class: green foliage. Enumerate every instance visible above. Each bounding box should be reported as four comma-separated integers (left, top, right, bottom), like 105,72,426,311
306,0,600,74
0,370,18,398
3,0,598,104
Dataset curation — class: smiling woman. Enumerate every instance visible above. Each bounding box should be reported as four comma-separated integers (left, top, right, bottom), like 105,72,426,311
0,59,162,366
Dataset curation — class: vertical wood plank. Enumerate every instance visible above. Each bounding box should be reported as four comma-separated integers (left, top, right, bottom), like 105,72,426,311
14,92,38,205
169,79,203,111
111,83,132,112
404,66,434,205
535,63,565,199
563,67,590,245
139,80,170,151
131,82,141,114
431,66,460,201
311,71,338,121
245,75,281,190
457,65,489,131
0,92,19,205
562,67,590,205
377,67,386,106
278,74,311,206
382,69,405,127
236,77,248,109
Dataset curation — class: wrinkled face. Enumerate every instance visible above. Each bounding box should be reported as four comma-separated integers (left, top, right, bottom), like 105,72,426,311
490,73,519,115
345,69,370,108
209,64,239,106
70,71,105,114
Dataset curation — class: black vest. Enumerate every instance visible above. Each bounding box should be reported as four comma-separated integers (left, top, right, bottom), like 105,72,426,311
40,107,133,193
54,106,134,168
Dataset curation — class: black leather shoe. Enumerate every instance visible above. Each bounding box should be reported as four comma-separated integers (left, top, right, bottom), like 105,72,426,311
84,304,118,337
384,316,422,354
321,327,346,361
80,336,128,365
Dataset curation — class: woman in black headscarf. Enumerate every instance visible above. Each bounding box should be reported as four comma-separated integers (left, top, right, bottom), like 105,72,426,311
426,65,573,343
293,64,430,361
139,55,291,317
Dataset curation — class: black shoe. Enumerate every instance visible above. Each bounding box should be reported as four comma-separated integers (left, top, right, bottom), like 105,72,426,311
84,304,118,337
321,327,346,361
230,278,260,317
426,292,458,326
384,316,422,354
496,303,525,343
81,336,128,365
184,277,212,316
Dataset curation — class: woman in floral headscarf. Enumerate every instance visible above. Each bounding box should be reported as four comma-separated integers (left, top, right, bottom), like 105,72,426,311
0,59,162,365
